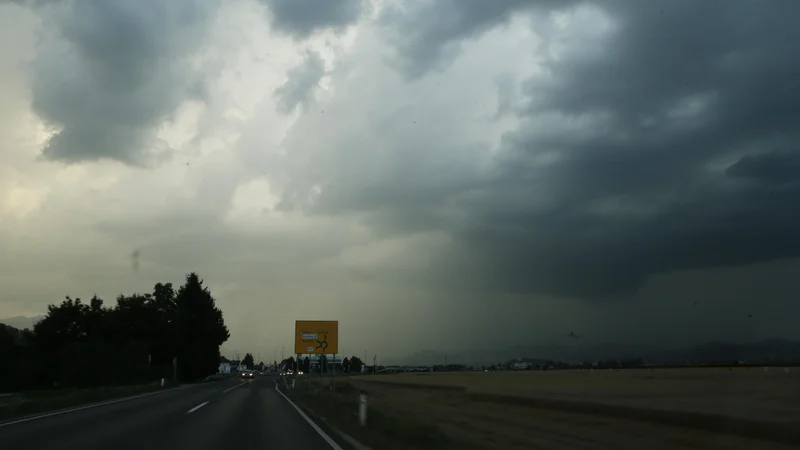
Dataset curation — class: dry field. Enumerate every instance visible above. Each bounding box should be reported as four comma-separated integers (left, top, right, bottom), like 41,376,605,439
342,367,800,449
357,367,800,424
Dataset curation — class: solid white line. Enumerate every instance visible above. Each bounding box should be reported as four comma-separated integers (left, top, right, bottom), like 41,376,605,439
0,388,176,428
186,401,209,414
222,381,248,394
273,379,343,450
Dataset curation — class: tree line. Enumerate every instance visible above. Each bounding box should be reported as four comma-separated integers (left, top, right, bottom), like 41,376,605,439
278,355,365,373
0,273,229,391
220,353,269,370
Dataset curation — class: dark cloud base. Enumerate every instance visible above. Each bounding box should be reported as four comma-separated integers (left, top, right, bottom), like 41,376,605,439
260,0,365,38
23,0,217,166
286,0,800,300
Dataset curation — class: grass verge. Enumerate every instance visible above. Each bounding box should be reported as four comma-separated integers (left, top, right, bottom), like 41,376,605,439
282,376,484,450
0,381,174,422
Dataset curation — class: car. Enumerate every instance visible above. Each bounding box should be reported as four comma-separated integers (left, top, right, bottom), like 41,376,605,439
241,370,255,379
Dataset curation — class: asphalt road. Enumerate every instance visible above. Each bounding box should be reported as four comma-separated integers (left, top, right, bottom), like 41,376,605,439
0,376,343,450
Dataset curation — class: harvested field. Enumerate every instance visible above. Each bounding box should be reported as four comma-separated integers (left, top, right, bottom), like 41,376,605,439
338,367,800,449
355,367,800,425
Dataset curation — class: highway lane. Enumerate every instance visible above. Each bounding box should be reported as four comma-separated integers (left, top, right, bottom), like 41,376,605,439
0,376,343,450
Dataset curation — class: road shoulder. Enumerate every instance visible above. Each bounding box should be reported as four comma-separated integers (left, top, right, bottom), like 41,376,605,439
274,377,361,450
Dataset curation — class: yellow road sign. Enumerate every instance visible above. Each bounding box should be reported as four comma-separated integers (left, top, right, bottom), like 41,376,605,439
294,320,339,355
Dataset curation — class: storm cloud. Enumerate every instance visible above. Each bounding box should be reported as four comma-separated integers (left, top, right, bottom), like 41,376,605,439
26,0,218,166
274,0,800,299
259,0,365,38
274,50,325,113
3,0,799,360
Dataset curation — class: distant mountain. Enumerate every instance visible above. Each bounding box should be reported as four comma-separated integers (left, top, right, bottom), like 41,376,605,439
396,343,663,366
396,339,800,367
647,339,800,365
0,315,44,330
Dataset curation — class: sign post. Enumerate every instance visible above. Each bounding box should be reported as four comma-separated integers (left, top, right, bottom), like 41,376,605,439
294,320,339,391
294,320,338,356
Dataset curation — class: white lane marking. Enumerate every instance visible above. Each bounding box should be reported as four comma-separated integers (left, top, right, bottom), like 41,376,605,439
187,401,209,414
273,379,344,450
222,381,248,394
0,386,196,428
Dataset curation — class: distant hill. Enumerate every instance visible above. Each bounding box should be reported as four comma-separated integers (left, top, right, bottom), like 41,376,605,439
396,339,800,367
0,315,44,330
396,343,662,366
647,339,800,365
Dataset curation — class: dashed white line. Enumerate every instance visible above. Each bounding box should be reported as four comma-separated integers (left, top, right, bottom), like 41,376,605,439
186,401,209,414
222,381,248,394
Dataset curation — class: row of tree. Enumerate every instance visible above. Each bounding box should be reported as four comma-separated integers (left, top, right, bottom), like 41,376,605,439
0,273,229,390
278,355,365,373
221,353,270,371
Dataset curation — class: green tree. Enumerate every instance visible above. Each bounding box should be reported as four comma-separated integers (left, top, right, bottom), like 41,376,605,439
148,282,177,367
349,356,364,373
174,273,230,381
0,325,14,350
9,272,229,389
242,353,255,368
281,356,295,370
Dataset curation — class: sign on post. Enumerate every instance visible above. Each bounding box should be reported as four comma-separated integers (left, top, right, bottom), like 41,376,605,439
295,320,338,355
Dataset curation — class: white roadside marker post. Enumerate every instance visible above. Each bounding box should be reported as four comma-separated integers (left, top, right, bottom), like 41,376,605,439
358,392,368,427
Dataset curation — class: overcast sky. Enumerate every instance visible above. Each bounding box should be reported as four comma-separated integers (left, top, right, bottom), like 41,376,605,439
1,0,799,363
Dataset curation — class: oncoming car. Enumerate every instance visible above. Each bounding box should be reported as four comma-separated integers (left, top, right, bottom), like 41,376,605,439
240,370,255,379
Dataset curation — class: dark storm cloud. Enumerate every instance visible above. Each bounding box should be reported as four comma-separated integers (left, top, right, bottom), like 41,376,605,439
289,0,800,300
274,51,325,113
380,0,568,79
441,0,800,298
260,0,365,38
23,0,218,165
726,151,800,185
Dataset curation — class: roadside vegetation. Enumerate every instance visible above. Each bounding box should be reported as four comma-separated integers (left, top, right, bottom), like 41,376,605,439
282,375,484,450
0,272,230,396
0,382,178,422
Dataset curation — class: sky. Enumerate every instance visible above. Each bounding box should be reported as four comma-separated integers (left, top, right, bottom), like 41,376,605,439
1,0,799,363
